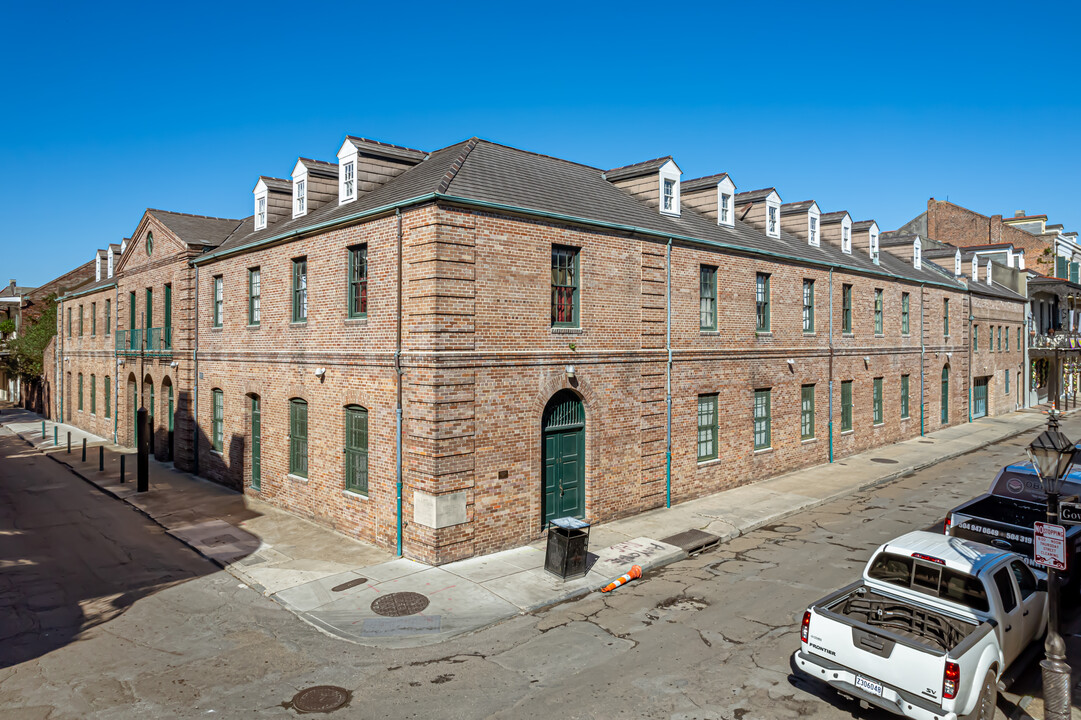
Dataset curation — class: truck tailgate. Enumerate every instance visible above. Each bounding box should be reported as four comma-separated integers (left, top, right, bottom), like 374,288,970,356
806,607,947,704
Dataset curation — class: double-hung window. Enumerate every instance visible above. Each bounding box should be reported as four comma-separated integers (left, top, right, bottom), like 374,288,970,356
719,194,731,224
551,246,579,327
345,405,369,494
755,273,770,332
248,268,261,325
901,374,910,419
1005,369,1010,395
211,389,223,452
973,325,979,352
873,378,883,425
700,266,717,331
841,380,853,432
1005,326,1009,351
349,245,368,318
809,217,818,245
105,299,111,336
989,325,993,352
104,376,110,418
213,276,223,327
874,289,883,335
802,279,814,333
943,299,950,337
997,326,1002,352
662,178,676,213
753,389,771,450
767,206,778,235
292,258,308,323
343,161,355,200
697,394,717,462
901,293,910,335
289,399,308,478
91,302,96,336
67,307,72,337
842,284,852,333
295,179,306,215
257,196,266,228
79,305,84,336
90,375,96,414
800,385,815,440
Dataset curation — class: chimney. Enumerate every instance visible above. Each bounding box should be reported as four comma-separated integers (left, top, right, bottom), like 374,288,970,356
734,188,782,238
605,157,682,216
336,137,426,206
780,201,821,246
681,173,737,226
1014,210,1025,218
8,279,15,295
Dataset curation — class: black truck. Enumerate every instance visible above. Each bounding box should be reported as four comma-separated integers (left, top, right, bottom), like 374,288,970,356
945,463,1081,587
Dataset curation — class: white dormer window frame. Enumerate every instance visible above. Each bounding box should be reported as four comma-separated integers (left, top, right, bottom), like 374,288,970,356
95,256,102,282
1018,251,1025,270
253,184,268,231
841,219,852,254
716,176,736,227
342,160,355,201
986,259,993,285
972,260,978,281
294,177,307,218
658,160,682,217
954,249,962,276
870,232,879,265
807,204,821,247
913,236,922,270
107,250,114,278
120,239,127,255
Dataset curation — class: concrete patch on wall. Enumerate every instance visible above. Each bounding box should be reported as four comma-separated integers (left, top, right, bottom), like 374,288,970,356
413,490,467,529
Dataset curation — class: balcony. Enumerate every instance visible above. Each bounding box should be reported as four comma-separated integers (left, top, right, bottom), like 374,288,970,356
1030,331,1081,352
116,327,172,357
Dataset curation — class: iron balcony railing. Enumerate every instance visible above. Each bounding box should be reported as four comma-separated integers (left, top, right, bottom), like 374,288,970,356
1030,331,1081,351
116,327,172,357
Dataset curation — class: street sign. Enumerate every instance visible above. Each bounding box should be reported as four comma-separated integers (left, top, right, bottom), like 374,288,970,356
1059,501,1081,526
1034,521,1067,571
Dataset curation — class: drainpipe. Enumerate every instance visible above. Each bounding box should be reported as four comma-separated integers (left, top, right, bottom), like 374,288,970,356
967,295,973,424
114,285,119,444
57,298,63,423
395,208,404,557
827,268,834,463
193,265,200,474
920,284,925,435
665,238,672,508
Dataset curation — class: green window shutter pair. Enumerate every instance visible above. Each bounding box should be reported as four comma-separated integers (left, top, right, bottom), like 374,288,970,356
755,274,770,332
700,267,717,331
104,377,111,418
289,399,308,477
900,375,910,419
873,378,883,425
840,381,853,432
943,299,949,337
697,394,717,462
800,385,814,440
551,246,580,327
248,268,261,325
1057,256,1068,279
802,280,814,333
90,376,96,414
91,303,96,336
753,389,771,450
212,389,224,452
78,374,83,410
349,247,368,318
213,277,223,327
842,285,852,333
105,300,111,336
901,293,909,334
874,289,883,335
344,405,369,494
292,259,308,323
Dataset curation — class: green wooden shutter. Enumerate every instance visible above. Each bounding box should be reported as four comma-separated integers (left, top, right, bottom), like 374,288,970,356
290,399,308,477
700,267,717,331
91,376,96,414
78,374,83,410
901,375,909,419
104,376,111,418
697,394,717,461
345,406,369,494
800,385,814,439
164,284,172,348
212,389,223,451
1057,256,1068,279
841,381,852,431
873,378,883,424
901,293,909,334
753,389,771,449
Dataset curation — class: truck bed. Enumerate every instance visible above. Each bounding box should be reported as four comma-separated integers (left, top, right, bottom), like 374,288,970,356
824,586,976,653
954,494,1045,529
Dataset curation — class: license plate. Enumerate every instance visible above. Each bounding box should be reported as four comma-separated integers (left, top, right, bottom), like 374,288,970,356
854,675,884,697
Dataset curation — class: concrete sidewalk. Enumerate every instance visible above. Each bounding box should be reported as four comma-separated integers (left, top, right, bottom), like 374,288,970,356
0,406,1054,651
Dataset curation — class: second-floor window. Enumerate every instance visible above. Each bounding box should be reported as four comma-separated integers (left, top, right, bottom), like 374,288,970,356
292,258,308,323
79,305,84,336
248,268,261,325
973,325,979,352
700,266,717,331
213,276,223,327
105,299,111,336
874,289,883,335
943,299,950,337
755,273,770,332
67,307,72,337
551,246,579,327
997,326,1002,352
842,284,852,333
802,279,814,333
349,245,368,318
91,302,96,336
901,292,910,335
1005,326,1009,351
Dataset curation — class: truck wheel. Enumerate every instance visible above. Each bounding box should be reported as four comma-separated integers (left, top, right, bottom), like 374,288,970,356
962,670,997,720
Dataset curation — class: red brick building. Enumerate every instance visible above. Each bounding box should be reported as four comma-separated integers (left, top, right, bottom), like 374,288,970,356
53,136,1029,563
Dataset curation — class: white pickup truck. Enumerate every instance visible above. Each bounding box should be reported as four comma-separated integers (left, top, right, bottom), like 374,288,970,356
793,531,1046,720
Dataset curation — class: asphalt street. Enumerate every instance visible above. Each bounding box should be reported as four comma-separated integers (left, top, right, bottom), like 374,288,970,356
2,417,1078,719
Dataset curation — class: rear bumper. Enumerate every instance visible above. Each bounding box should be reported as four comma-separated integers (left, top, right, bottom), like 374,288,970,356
793,649,955,720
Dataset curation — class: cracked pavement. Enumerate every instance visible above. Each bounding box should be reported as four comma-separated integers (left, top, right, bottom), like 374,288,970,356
2,418,1078,719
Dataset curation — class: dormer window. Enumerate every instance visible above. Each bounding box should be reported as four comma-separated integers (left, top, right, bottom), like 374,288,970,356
767,206,778,235
914,236,922,270
257,196,266,229
657,159,681,217
719,194,731,224
95,256,102,282
842,225,851,254
295,179,307,217
809,217,818,246
954,250,962,276
107,250,114,278
662,178,675,212
342,161,355,201
870,232,879,264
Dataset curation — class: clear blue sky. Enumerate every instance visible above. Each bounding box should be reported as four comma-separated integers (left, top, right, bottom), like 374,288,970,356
2,1,1079,287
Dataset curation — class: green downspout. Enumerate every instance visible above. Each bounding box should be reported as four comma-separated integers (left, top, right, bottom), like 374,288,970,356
665,238,672,507
968,295,973,424
920,284,925,436
395,209,404,557
828,268,834,463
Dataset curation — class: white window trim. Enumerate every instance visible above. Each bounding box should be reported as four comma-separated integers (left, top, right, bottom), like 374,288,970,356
95,256,102,282
254,192,268,231
870,232,879,264
841,219,852,254
913,236,922,270
716,177,735,227
107,250,114,278
766,203,779,238
294,177,307,218
342,160,356,202
808,211,820,247
954,249,962,276
658,160,681,217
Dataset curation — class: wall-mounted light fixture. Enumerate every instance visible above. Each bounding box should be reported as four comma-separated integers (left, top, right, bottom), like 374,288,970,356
170,361,179,368
314,368,326,379
863,356,870,366
566,365,576,381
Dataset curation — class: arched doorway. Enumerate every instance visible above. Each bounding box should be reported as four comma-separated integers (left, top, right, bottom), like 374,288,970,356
542,390,585,525
941,365,950,425
162,376,174,461
249,393,261,491
127,373,138,447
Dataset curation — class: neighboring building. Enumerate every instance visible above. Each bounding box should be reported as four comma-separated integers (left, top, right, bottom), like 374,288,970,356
0,280,35,402
51,136,1032,564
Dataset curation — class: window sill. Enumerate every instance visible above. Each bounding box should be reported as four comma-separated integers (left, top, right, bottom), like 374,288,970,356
286,473,309,483
753,447,773,455
210,449,223,457
873,422,885,428
211,326,223,333
700,330,719,336
803,331,816,337
246,323,260,330
901,416,911,422
551,326,582,334
875,334,884,338
754,331,772,337
801,437,816,444
842,332,854,337
343,490,368,500
697,457,721,467
345,317,368,326
290,321,308,328
840,429,854,436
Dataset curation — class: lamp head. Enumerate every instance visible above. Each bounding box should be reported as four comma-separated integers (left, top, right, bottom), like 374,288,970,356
1026,412,1075,494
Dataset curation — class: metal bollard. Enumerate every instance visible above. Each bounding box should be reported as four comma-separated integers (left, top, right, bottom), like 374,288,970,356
81,438,86,462
67,431,71,454
41,420,45,439
99,445,104,471
54,426,57,446
120,455,125,483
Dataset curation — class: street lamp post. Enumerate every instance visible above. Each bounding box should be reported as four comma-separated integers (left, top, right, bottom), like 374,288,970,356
1026,411,1074,720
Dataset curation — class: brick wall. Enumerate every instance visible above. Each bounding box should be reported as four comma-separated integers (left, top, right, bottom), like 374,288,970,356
927,199,1052,275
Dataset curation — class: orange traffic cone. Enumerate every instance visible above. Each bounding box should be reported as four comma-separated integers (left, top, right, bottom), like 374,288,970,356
601,565,642,592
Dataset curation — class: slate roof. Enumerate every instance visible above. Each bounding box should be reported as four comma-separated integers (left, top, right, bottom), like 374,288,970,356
259,176,292,193
681,173,731,193
820,211,850,224
852,220,877,231
343,136,427,162
197,138,966,291
148,209,243,249
297,158,338,179
734,188,776,204
604,157,671,182
881,233,919,247
966,278,1026,301
780,200,815,215
57,276,116,301
0,285,35,297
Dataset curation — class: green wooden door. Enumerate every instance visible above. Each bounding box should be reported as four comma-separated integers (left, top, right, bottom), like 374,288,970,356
147,381,155,455
129,379,138,446
973,377,988,419
941,366,950,424
251,396,261,490
542,392,585,524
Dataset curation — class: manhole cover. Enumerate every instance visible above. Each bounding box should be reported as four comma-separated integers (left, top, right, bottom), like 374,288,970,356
764,524,801,534
291,685,350,713
870,458,899,464
331,577,368,592
371,591,429,617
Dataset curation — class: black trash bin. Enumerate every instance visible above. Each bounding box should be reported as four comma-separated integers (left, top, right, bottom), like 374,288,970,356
544,517,591,579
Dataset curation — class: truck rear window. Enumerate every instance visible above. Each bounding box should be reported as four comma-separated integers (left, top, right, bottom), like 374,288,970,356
867,552,989,612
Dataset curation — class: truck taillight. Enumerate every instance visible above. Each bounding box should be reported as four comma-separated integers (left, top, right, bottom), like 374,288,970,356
944,516,951,534
801,611,811,643
943,661,960,699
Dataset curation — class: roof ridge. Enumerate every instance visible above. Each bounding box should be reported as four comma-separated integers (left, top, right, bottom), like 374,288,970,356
259,175,290,183
473,138,603,171
344,135,426,155
297,157,337,168
682,172,730,185
148,208,242,222
437,137,480,194
735,187,776,198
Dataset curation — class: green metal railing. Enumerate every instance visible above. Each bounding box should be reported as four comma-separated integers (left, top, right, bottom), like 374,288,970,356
116,327,172,357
